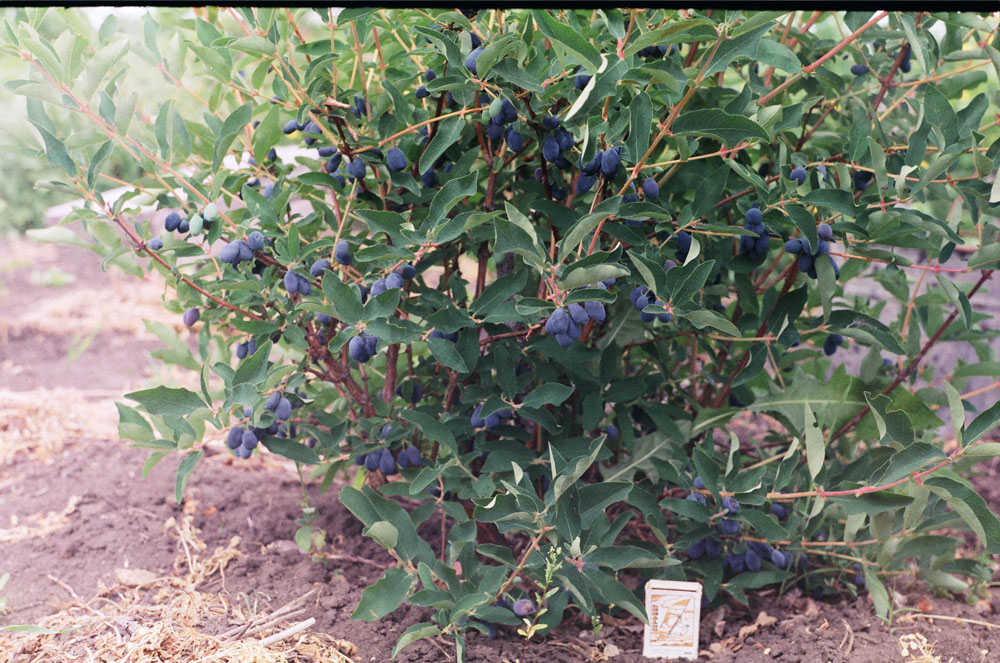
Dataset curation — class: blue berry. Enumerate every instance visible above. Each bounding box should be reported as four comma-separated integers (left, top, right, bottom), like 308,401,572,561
817,223,832,241
790,166,807,185
600,147,621,178
148,238,163,251
164,211,182,231
850,64,869,76
745,207,763,226
642,177,659,199
512,599,535,617
334,240,351,265
183,307,200,326
823,333,844,356
465,46,484,75
310,258,331,277
247,231,265,251
386,147,407,171
227,427,244,449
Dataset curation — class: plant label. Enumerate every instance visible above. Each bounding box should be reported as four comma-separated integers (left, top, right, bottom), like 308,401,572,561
642,579,702,660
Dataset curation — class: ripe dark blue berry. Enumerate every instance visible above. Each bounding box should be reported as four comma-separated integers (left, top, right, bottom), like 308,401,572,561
850,64,869,76
247,231,265,251
642,177,659,199
400,264,417,279
817,223,833,241
346,158,366,180
600,147,621,178
790,166,807,185
823,333,844,356
148,238,163,251
283,270,299,294
605,424,619,440
282,119,300,134
386,147,407,171
505,129,523,152
334,240,351,265
424,68,436,81
465,46,484,75
512,599,535,617
183,307,200,326
227,427,244,449
310,258,331,277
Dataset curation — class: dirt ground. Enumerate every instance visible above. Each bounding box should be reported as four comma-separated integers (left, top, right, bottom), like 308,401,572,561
1,237,999,662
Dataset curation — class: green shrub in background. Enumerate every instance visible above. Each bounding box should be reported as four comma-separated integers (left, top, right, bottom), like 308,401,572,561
6,7,1000,659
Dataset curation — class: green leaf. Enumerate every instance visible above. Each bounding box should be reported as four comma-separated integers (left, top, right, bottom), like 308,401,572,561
400,409,457,454
175,451,202,504
26,225,93,250
364,520,398,549
125,386,206,417
923,85,959,146
232,340,271,386
924,477,1000,554
558,264,629,290
968,243,1000,270
252,104,281,165
260,436,320,464
427,170,478,229
351,567,413,621
212,102,253,172
231,35,276,56
393,623,441,657
321,272,362,325
679,309,739,337
427,337,469,373
865,568,891,621
704,21,774,78
864,393,914,445
963,400,1000,448
755,38,800,73
671,109,769,146
30,123,75,176
803,403,823,480
874,442,947,485
116,403,154,443
801,189,858,220
473,270,528,314
419,115,465,174
531,10,602,70
521,383,573,409
627,91,652,165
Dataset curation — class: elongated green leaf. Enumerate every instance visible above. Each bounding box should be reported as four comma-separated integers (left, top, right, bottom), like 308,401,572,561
126,386,206,417
522,383,573,409
531,10,602,70
175,451,202,503
419,115,465,174
671,109,768,145
212,102,252,172
393,623,441,657
351,567,413,621
231,35,276,56
322,272,362,325
427,170,478,229
925,476,1000,553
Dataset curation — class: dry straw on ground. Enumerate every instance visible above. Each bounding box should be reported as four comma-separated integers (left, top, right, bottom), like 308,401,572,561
0,515,357,663
0,388,120,465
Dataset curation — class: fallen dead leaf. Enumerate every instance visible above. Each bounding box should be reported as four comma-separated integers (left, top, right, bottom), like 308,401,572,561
114,568,158,587
604,642,620,657
738,611,778,640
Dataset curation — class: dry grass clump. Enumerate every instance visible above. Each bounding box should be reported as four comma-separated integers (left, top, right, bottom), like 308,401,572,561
0,516,356,663
0,389,120,465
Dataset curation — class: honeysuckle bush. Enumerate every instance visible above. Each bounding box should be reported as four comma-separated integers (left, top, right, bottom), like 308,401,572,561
7,6,1000,657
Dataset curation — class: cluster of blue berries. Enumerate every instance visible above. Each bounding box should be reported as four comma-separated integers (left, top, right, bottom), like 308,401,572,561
784,222,838,279
283,269,312,295
348,332,379,363
544,300,606,347
226,408,260,459
415,67,437,99
738,206,770,261
630,283,672,324
350,95,368,120
470,404,512,429
235,338,258,359
358,445,422,476
164,210,190,234
219,231,266,266
369,263,416,297
484,97,521,151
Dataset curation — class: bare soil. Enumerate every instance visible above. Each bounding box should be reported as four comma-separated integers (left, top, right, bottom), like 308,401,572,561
1,238,998,662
